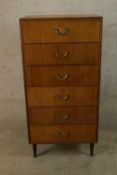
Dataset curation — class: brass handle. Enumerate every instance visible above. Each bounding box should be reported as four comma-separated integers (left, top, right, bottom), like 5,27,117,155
57,114,70,120
56,94,70,101
56,74,69,80
56,51,69,59
57,131,70,137
54,28,69,35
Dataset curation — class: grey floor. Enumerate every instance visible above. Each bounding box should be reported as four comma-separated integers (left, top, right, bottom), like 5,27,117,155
0,99,117,175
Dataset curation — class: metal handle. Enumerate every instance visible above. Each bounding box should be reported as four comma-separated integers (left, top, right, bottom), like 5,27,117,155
56,94,70,101
56,73,69,80
57,114,70,120
54,28,69,35
57,131,70,137
56,51,69,59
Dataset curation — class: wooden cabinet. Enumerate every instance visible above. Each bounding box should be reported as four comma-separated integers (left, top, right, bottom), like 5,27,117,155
20,15,103,157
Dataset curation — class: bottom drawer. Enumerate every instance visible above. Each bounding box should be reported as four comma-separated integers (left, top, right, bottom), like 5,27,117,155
30,125,97,143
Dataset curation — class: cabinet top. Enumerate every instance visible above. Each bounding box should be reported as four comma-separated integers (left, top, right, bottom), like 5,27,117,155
20,14,102,20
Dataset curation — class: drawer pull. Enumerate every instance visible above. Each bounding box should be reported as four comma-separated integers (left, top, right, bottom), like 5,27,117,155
57,114,70,120
57,131,70,137
56,94,70,101
54,28,69,35
56,73,69,80
56,51,69,59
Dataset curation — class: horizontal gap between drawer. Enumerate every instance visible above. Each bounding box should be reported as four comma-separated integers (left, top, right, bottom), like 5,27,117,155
26,85,98,87
26,84,99,87
28,105,98,108
29,123,97,126
28,105,98,109
24,64,100,67
23,41,101,45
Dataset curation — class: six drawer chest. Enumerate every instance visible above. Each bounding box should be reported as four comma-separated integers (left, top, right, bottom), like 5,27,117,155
20,15,103,157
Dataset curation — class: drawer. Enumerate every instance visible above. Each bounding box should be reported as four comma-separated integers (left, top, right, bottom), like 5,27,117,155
30,125,97,143
29,106,97,125
21,19,101,43
25,66,99,86
23,43,100,65
27,87,98,106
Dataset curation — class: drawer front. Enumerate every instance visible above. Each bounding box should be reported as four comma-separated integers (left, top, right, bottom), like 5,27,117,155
23,43,100,65
30,125,97,143
27,87,98,106
25,66,99,86
21,19,101,43
29,106,97,125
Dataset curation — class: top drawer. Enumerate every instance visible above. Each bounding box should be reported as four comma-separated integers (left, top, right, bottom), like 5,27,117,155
20,19,102,43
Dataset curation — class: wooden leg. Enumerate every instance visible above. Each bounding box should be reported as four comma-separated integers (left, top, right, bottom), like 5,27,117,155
90,143,94,156
32,144,37,157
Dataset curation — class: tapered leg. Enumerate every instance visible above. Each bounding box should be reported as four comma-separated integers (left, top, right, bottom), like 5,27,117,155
90,143,94,156
32,144,37,157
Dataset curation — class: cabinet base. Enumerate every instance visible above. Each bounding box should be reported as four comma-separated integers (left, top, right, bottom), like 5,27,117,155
32,143,95,157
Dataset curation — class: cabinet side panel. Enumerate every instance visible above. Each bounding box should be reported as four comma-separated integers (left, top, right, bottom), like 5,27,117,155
96,18,103,142
19,19,31,143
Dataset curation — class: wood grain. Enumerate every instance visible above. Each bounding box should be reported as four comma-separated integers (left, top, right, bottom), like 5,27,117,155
27,86,98,106
25,66,99,86
20,16,102,149
23,43,100,65
21,19,101,43
29,106,97,125
30,125,97,143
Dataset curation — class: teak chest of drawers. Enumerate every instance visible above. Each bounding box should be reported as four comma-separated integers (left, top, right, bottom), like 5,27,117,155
20,15,103,157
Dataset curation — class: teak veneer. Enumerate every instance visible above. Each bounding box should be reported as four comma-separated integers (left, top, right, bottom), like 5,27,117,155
20,15,103,157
